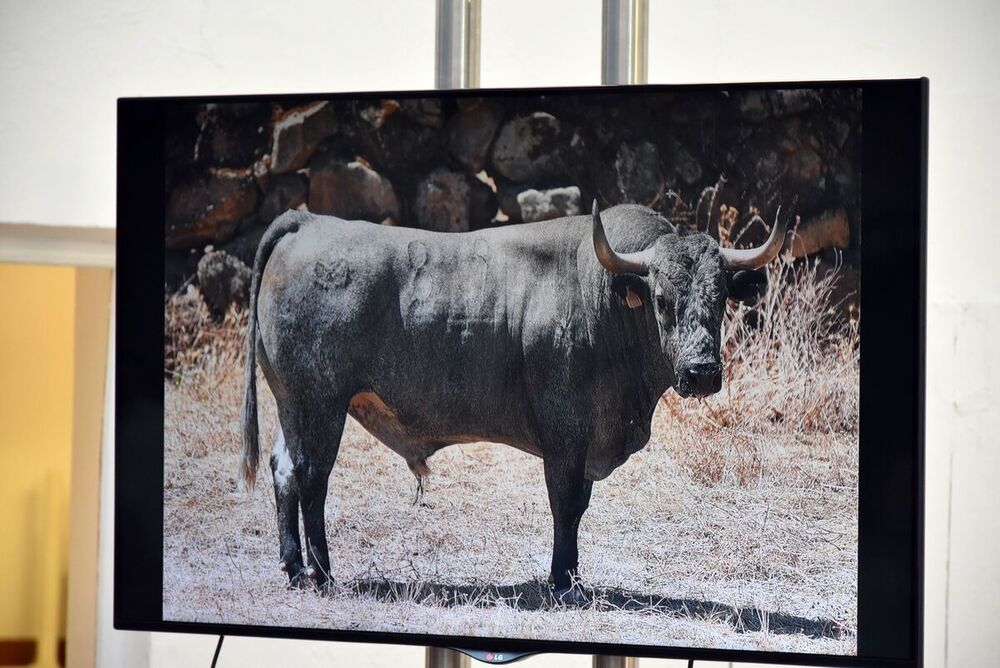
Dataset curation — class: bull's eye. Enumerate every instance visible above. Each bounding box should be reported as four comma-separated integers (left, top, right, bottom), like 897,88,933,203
655,295,667,310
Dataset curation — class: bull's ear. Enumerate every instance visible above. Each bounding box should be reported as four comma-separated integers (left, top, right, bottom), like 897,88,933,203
727,269,767,306
610,275,647,309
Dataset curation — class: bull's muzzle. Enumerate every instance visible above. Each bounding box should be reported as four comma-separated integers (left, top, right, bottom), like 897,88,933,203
677,361,722,398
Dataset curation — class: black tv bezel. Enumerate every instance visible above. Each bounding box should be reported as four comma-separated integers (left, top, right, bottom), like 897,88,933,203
115,78,927,667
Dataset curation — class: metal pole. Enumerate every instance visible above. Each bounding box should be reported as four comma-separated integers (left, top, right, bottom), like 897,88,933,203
429,5,478,666
593,657,640,668
601,0,649,85
589,5,649,668
435,0,482,89
593,10,647,667
427,4,644,666
425,646,471,668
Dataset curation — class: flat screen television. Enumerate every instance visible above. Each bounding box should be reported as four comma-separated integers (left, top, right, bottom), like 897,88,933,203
115,79,926,666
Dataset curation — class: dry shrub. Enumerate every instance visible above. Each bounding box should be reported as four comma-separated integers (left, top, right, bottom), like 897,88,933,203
661,253,859,486
660,422,764,487
697,189,857,430
651,184,860,486
165,285,247,396
724,254,859,435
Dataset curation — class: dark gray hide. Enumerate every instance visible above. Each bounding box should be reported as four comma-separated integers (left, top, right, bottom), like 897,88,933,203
241,204,780,597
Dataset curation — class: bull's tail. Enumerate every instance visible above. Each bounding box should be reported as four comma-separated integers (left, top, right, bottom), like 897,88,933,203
241,210,306,488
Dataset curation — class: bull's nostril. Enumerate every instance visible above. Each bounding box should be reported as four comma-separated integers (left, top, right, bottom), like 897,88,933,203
682,363,721,394
678,363,723,395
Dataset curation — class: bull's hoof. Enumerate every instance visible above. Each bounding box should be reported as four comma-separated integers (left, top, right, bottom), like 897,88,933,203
304,566,334,592
286,569,333,592
551,585,589,607
283,563,310,589
279,559,315,589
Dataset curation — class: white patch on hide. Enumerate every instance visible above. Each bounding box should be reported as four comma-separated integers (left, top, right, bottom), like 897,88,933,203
272,429,294,493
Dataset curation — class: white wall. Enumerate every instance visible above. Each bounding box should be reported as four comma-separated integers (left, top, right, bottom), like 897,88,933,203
646,3,1000,667
0,0,435,228
2,0,997,666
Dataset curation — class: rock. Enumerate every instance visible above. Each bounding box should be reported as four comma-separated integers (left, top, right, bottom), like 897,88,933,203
829,118,852,151
774,89,823,116
308,154,400,222
499,184,581,223
220,223,267,269
258,173,308,224
413,168,480,233
614,142,665,204
784,208,850,258
373,116,443,184
252,154,271,191
733,89,822,122
399,98,443,128
414,169,469,232
195,103,272,168
270,102,338,174
444,100,503,172
749,149,783,195
166,168,259,250
662,138,702,187
468,177,499,229
490,112,584,184
732,91,769,122
517,186,581,223
659,92,723,125
496,182,523,223
785,143,825,184
347,99,445,182
197,250,252,317
359,99,402,129
165,248,203,293
164,106,201,190
338,101,444,191
457,96,488,112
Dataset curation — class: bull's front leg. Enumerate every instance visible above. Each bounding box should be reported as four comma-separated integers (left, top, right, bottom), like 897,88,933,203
542,450,593,604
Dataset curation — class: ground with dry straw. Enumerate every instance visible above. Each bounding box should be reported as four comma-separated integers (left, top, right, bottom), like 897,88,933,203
163,254,859,656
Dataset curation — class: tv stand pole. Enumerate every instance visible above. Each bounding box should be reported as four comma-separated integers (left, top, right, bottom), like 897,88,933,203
593,657,639,668
590,10,649,668
427,1,647,666
425,647,470,668
427,2,480,662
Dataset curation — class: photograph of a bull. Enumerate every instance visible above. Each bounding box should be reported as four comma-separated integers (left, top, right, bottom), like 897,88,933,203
240,201,786,601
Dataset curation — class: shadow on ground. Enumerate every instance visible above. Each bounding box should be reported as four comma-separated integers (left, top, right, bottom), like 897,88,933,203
337,579,846,640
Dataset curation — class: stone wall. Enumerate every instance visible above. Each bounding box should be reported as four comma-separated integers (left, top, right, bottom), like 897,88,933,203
163,88,861,310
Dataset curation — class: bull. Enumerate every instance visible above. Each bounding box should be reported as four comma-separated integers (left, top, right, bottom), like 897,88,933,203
241,201,786,600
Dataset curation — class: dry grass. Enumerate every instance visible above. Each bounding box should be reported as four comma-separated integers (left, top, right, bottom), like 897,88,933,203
162,254,859,656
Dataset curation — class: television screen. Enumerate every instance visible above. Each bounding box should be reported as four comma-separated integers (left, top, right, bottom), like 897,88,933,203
116,79,926,666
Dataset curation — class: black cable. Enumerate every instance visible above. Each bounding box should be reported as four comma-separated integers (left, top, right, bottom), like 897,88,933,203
687,660,694,668
210,635,225,668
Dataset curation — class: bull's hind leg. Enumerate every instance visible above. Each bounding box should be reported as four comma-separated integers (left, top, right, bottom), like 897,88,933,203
289,400,348,589
269,428,305,584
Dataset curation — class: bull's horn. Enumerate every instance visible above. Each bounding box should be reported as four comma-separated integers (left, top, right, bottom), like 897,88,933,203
719,207,788,270
592,200,653,275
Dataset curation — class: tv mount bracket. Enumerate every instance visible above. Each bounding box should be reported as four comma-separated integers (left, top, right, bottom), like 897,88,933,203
426,1,652,667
